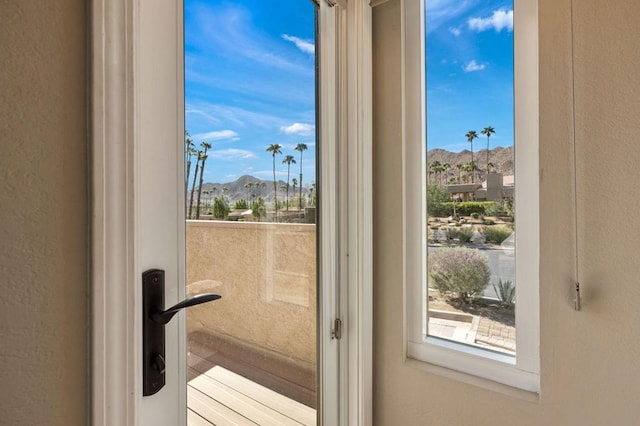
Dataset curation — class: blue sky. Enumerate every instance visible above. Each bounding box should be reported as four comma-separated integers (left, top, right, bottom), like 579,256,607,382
184,0,514,183
185,0,316,184
426,0,514,152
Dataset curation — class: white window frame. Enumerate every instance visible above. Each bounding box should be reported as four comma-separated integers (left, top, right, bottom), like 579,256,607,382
403,0,539,393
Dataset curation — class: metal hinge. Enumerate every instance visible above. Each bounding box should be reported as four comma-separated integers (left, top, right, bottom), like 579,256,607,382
332,318,343,340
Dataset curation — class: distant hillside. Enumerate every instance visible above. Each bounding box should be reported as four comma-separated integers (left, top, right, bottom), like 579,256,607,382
428,146,514,181
191,174,312,204
188,147,513,203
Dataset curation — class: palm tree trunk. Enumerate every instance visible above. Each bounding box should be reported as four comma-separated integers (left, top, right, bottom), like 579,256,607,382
185,158,192,217
195,158,207,219
272,156,278,219
486,137,490,178
298,153,304,212
189,160,200,219
470,144,475,183
286,165,291,211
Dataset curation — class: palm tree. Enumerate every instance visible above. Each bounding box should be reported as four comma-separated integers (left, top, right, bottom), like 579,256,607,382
266,143,283,219
188,149,203,218
481,126,496,177
244,182,253,200
441,162,451,185
195,141,212,219
291,178,298,208
456,163,464,183
184,131,195,217
428,160,441,184
465,130,479,183
462,162,474,183
282,155,296,211
295,143,308,212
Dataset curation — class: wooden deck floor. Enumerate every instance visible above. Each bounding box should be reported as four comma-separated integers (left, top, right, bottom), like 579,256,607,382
187,353,317,426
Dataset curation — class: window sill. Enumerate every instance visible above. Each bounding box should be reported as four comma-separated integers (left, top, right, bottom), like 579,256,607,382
407,339,539,396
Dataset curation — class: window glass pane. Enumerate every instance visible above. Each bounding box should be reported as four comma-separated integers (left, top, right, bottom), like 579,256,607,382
426,0,516,356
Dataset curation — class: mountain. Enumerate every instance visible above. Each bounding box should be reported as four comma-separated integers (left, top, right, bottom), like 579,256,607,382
189,147,513,204
193,175,312,205
427,146,514,179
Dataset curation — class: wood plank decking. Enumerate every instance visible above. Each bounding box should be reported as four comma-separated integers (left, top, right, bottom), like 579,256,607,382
187,353,317,426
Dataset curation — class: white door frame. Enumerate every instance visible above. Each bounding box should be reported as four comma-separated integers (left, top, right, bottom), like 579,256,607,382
90,0,372,424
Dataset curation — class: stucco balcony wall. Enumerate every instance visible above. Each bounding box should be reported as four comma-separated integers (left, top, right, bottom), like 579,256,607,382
186,220,317,367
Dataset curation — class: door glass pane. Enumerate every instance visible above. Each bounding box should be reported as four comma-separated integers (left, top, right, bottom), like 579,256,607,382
184,1,318,423
425,1,516,356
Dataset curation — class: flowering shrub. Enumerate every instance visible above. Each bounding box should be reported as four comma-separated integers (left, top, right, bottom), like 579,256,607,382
428,247,490,302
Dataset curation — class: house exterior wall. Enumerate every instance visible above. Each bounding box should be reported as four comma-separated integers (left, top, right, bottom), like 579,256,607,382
373,0,640,424
0,1,88,425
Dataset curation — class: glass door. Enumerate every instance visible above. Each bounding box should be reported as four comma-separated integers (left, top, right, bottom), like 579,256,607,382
182,1,323,424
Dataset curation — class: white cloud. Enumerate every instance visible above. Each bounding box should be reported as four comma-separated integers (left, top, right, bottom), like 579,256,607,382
192,130,239,142
463,60,486,72
280,123,315,136
468,8,513,32
282,34,315,54
448,27,461,36
194,5,313,75
210,149,257,161
425,0,477,33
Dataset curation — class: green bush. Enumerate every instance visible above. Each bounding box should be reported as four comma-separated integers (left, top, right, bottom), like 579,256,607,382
428,247,491,302
440,201,496,216
213,196,230,219
483,226,513,244
427,184,452,217
455,227,474,242
485,200,514,218
470,212,480,219
234,199,249,209
251,197,266,221
483,218,495,225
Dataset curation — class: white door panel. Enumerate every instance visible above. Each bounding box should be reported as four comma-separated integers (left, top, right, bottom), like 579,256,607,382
136,0,186,423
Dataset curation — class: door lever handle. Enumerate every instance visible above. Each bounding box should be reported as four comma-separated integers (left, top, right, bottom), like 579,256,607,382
151,293,221,325
142,268,221,396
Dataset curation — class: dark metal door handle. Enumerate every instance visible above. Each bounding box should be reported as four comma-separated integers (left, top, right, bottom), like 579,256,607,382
142,268,221,396
151,292,221,325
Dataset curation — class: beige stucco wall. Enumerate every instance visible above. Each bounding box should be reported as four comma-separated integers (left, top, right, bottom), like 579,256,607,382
373,0,640,425
186,221,317,365
0,1,88,425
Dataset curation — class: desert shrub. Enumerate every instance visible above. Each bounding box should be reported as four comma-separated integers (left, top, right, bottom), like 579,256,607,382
492,279,515,306
456,227,474,242
234,199,249,209
429,224,440,230
428,247,491,302
443,227,458,240
213,196,230,219
427,184,452,217
470,212,480,219
483,226,512,244
483,218,495,225
251,197,266,221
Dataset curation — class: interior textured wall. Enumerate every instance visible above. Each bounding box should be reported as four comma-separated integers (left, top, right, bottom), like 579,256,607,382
372,0,640,424
0,1,88,425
